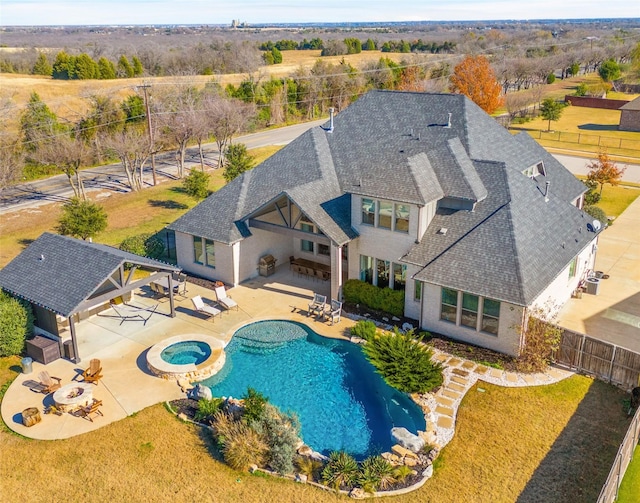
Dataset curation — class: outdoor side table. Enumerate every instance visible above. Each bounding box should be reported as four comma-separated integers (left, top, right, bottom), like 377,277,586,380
26,335,61,365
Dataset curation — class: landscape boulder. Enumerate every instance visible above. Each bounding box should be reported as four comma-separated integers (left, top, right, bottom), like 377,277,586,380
391,427,425,453
188,383,212,400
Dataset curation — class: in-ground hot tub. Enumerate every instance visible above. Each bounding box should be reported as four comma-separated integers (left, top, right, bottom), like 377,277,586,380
146,334,226,381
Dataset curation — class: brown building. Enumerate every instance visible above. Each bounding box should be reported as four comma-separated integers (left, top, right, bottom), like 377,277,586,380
619,96,640,132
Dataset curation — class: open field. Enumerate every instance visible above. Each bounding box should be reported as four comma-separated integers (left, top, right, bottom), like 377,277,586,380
0,354,631,502
617,446,640,503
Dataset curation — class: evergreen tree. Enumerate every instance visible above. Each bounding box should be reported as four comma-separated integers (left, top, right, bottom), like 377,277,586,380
121,95,146,123
20,92,64,151
117,55,134,78
74,53,100,79
223,143,254,182
57,197,108,240
52,51,75,79
132,55,144,76
539,98,565,131
364,38,376,51
32,52,52,76
98,57,116,79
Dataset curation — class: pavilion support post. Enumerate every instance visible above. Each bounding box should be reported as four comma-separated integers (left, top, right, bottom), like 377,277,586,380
167,274,176,317
331,245,343,302
68,316,81,364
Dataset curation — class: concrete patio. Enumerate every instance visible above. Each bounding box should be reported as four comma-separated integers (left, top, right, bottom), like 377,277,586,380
1,265,354,440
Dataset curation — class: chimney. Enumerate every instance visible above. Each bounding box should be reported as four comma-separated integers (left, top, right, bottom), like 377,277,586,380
328,107,335,133
544,181,551,202
444,113,452,128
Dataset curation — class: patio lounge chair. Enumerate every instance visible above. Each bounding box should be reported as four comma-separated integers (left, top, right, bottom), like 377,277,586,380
81,359,103,385
324,299,343,325
110,302,158,325
307,293,326,317
191,295,222,321
78,398,103,422
214,285,238,312
32,371,62,394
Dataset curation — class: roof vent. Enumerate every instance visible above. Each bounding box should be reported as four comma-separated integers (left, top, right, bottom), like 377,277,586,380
39,254,45,261
328,107,335,133
444,113,452,128
437,227,448,235
544,181,551,202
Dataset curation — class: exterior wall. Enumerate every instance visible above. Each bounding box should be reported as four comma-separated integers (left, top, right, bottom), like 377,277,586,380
174,230,235,285
403,265,423,322
237,228,292,282
417,201,437,242
530,238,598,314
619,110,640,132
420,282,525,356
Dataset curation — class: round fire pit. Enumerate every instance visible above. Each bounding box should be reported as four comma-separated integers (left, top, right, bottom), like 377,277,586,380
52,383,94,413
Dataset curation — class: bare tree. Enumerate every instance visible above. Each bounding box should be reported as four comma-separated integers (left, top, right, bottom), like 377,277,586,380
0,138,24,189
205,96,255,168
102,128,152,191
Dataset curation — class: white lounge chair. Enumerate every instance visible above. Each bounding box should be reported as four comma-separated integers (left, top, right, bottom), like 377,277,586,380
324,299,343,325
191,295,222,321
308,293,326,317
214,285,238,312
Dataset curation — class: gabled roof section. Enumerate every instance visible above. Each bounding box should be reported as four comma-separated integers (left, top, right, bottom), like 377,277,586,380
0,233,178,317
620,96,640,111
407,152,444,204
404,161,600,306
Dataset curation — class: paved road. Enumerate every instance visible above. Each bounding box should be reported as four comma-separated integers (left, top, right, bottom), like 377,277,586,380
1,117,637,214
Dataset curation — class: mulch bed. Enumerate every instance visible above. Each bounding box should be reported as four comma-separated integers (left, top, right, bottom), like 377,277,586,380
170,398,201,422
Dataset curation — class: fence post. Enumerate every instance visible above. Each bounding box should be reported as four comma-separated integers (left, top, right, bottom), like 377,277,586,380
577,334,586,371
608,345,617,384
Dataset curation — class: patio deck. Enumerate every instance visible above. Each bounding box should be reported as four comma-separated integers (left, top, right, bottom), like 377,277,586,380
1,264,353,440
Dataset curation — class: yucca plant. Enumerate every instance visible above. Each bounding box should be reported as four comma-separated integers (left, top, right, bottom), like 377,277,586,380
359,455,396,492
362,328,444,393
322,451,359,490
393,464,414,483
194,397,224,423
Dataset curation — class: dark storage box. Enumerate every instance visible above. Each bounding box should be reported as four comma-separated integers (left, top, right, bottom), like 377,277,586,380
26,336,61,365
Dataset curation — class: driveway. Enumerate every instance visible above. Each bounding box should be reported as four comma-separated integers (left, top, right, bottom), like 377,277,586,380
558,196,640,353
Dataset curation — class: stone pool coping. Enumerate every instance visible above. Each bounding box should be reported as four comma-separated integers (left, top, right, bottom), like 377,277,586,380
147,334,227,382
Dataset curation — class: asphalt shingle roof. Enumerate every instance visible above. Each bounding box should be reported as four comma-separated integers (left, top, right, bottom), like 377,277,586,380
0,233,178,317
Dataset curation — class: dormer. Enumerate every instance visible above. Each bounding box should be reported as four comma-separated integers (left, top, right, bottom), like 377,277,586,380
523,161,545,178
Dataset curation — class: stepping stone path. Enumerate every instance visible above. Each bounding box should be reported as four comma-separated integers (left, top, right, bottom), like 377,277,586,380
419,348,575,449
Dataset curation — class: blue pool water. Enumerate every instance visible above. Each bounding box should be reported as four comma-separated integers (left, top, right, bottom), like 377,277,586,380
161,341,212,365
199,320,426,458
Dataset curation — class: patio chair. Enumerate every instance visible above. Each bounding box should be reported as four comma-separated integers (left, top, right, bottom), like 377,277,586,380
172,272,188,298
81,358,103,385
191,295,222,321
78,398,103,422
324,299,343,325
110,302,158,325
307,293,326,317
214,285,239,312
150,282,169,300
32,371,62,394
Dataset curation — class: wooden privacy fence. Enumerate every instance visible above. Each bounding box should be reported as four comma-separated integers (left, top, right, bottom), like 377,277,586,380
555,329,640,390
596,405,640,503
520,129,640,151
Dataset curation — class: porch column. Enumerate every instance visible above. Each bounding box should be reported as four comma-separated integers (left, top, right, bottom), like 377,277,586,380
68,317,81,364
231,242,241,287
167,273,176,317
330,244,343,301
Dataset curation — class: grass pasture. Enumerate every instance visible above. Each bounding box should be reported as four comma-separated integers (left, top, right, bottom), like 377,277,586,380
0,356,631,502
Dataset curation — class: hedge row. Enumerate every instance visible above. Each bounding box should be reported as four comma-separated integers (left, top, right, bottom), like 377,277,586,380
343,279,404,318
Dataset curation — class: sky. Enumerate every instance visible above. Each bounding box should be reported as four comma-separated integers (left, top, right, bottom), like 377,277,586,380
1,0,638,26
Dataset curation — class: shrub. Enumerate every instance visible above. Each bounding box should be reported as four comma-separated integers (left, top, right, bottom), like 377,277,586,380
546,73,556,84
363,328,444,393
584,205,607,226
359,455,396,492
392,464,414,482
0,291,34,357
350,320,377,341
242,387,268,424
343,279,404,317
253,404,301,475
119,233,165,259
194,397,224,423
575,83,588,96
516,309,562,373
294,456,323,482
322,451,359,490
57,197,107,240
182,169,211,200
212,410,269,470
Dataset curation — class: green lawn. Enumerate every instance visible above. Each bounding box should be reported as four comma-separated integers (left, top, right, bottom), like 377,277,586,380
617,445,640,503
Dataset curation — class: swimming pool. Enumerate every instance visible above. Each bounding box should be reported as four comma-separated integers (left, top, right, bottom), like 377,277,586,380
200,320,426,458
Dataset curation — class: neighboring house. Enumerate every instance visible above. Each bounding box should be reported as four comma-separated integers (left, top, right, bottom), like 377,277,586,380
619,96,640,132
169,91,601,356
0,232,180,362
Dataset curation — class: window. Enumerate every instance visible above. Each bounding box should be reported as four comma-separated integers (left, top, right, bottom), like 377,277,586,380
300,222,314,253
568,257,577,279
482,299,500,335
204,239,215,268
377,259,390,288
414,280,422,301
193,236,204,264
393,263,406,291
318,244,330,256
378,201,392,229
394,204,410,233
193,236,215,268
441,288,458,322
461,293,479,329
360,255,374,284
362,198,375,225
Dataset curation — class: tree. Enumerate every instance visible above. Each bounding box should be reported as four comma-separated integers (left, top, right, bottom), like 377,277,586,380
449,55,503,114
102,128,152,191
206,96,255,168
516,307,562,373
0,291,34,357
586,150,626,195
539,98,564,131
117,55,134,78
57,197,108,240
119,233,165,258
32,52,52,76
182,169,211,199
223,143,254,182
97,57,116,79
20,91,65,152
598,59,621,82
131,55,144,76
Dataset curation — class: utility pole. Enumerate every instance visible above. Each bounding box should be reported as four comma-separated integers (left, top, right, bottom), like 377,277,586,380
138,83,157,186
